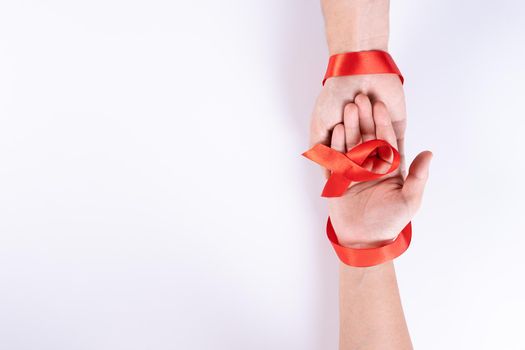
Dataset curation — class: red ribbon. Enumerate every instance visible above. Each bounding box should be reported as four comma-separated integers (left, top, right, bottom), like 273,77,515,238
327,218,412,267
302,140,400,197
323,50,404,85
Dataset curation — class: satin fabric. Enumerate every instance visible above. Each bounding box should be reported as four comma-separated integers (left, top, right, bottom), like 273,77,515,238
302,140,400,197
323,50,404,85
327,218,412,267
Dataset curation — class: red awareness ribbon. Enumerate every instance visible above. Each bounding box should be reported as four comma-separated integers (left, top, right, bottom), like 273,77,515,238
303,140,411,267
302,140,400,198
323,50,404,85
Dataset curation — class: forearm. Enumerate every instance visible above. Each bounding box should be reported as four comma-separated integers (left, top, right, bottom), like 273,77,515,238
339,261,412,350
321,0,390,54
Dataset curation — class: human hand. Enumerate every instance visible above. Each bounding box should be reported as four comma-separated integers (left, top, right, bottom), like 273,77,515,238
327,95,432,248
310,75,407,173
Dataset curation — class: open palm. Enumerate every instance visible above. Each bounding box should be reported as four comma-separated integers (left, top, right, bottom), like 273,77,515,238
327,95,432,248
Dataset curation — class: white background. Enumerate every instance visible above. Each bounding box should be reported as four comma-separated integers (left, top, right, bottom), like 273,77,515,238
1,0,524,349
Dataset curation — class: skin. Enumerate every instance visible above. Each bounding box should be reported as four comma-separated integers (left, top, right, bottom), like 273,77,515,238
313,2,432,349
339,262,412,350
329,96,432,350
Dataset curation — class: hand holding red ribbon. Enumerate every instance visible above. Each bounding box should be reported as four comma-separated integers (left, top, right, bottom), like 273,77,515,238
303,138,410,267
303,138,412,267
304,98,433,267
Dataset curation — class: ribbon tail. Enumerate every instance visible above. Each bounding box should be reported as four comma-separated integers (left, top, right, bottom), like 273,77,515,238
322,173,352,197
302,144,351,173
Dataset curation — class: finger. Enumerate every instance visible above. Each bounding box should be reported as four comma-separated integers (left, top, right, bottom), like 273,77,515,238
330,123,346,153
402,151,433,214
373,101,398,150
397,137,407,177
343,103,361,150
372,101,398,174
392,118,407,177
355,94,375,143
310,102,344,178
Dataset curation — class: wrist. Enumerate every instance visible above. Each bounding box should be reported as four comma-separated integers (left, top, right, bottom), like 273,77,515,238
339,237,395,249
327,35,389,55
339,259,392,277
322,0,390,55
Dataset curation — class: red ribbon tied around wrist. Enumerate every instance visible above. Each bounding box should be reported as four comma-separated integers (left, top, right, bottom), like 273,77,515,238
302,140,400,197
323,50,404,85
327,218,412,267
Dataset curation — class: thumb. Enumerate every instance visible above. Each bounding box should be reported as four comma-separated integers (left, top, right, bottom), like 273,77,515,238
402,151,433,212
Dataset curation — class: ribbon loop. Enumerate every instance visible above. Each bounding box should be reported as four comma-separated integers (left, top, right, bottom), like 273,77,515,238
302,140,400,197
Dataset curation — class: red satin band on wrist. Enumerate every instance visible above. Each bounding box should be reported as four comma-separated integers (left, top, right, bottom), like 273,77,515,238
323,50,404,85
302,140,400,197
327,218,412,267
303,139,411,267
